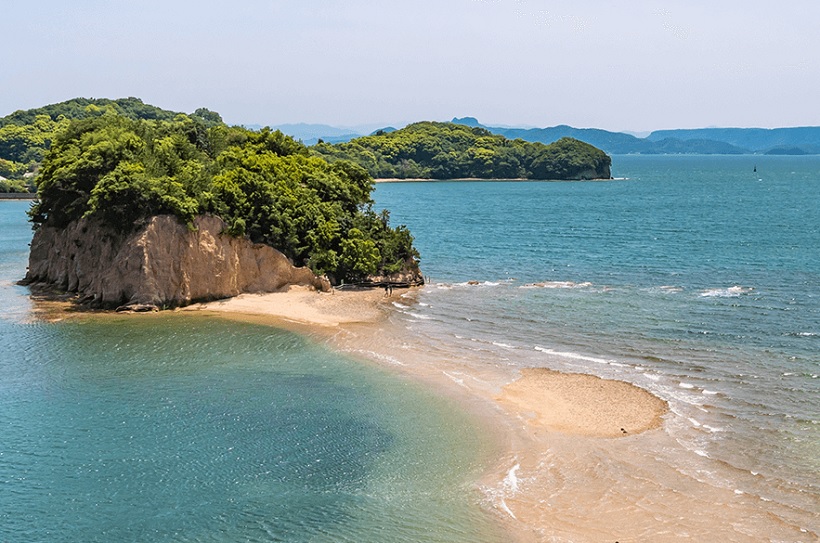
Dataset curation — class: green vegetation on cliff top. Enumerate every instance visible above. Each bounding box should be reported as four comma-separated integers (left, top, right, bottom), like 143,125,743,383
312,121,612,180
29,110,418,284
0,98,220,192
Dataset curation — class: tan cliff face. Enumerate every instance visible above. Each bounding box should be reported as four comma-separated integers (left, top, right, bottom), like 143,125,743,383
24,215,330,309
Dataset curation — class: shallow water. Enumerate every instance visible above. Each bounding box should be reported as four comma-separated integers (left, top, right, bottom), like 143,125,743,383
374,155,820,540
0,202,505,542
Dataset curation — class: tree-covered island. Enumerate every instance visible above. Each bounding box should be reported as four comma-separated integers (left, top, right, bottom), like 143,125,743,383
23,102,420,288
312,121,612,180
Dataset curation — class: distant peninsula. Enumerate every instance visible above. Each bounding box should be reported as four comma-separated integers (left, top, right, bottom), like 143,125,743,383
311,121,612,180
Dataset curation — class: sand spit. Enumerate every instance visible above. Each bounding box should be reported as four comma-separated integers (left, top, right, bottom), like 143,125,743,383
181,285,388,327
498,368,667,438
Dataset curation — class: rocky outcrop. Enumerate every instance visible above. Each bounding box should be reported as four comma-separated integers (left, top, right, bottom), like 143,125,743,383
23,215,330,310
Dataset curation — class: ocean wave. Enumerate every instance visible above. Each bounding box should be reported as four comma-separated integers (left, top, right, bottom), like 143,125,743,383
520,280,593,289
392,302,410,310
658,285,684,293
343,349,405,366
784,331,818,338
699,285,754,298
534,346,619,366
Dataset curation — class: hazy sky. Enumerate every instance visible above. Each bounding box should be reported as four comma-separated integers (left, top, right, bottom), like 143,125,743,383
2,1,818,131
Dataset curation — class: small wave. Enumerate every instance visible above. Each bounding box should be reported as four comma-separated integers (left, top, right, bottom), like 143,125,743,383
699,285,754,298
520,280,593,289
442,371,467,388
343,349,405,366
407,312,432,320
679,382,696,389
492,342,513,349
702,389,719,396
534,346,619,366
658,285,683,293
392,302,410,310
785,331,818,338
504,464,521,493
459,280,504,287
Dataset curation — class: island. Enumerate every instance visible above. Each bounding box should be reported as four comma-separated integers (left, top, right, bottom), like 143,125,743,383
312,121,612,180
21,108,422,311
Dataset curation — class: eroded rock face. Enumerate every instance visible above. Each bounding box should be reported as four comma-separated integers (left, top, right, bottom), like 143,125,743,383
24,215,330,309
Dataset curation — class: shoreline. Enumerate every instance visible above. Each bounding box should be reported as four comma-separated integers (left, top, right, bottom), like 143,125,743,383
374,177,613,183
26,285,815,541
181,286,669,541
0,193,36,200
181,286,667,437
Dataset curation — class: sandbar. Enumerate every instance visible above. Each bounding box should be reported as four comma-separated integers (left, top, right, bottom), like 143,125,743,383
497,368,666,438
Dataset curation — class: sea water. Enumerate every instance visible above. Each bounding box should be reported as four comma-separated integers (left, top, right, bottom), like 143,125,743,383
0,202,504,542
373,155,820,540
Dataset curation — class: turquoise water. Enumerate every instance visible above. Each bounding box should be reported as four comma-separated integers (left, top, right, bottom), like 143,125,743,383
0,203,503,542
3,153,819,540
373,155,820,536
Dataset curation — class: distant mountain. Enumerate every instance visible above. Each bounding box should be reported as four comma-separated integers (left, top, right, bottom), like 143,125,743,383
271,123,363,145
449,118,820,155
261,118,820,156
646,127,820,154
450,118,756,155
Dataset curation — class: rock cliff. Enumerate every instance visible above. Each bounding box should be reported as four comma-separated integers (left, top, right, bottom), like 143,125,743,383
23,215,330,310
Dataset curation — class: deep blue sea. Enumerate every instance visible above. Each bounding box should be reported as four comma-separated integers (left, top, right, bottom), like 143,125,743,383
1,154,818,541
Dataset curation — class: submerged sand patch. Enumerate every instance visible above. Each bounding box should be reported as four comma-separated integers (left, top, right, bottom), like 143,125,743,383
497,368,667,438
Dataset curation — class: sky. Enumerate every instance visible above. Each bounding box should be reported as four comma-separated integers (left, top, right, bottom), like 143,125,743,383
2,0,818,132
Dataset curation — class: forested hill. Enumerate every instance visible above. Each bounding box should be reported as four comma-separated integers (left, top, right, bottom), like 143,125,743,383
311,122,612,180
27,110,420,285
0,98,222,192
0,97,223,127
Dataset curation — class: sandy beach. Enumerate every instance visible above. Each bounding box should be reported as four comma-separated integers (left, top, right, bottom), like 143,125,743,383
181,285,389,327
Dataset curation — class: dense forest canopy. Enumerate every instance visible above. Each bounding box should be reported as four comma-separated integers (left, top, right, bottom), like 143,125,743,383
29,111,419,284
0,98,221,191
311,121,612,180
